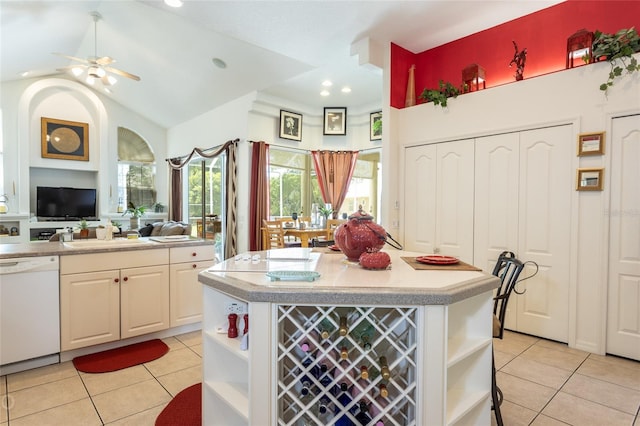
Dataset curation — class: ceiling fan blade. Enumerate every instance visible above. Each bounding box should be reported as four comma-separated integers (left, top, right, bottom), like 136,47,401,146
104,66,141,81
53,52,89,64
96,56,115,66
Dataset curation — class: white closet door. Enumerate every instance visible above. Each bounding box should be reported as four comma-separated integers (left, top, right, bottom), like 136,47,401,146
404,144,437,253
516,125,572,342
403,140,474,261
607,114,640,360
474,133,520,271
474,133,521,330
436,140,475,263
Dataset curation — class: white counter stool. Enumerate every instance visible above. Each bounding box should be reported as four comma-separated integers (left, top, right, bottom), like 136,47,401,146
491,251,525,426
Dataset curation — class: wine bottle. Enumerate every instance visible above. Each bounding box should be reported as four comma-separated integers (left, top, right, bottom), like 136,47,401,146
379,356,390,380
354,400,372,425
334,386,355,426
339,315,349,337
369,393,389,424
350,315,375,350
360,365,369,380
379,383,389,398
340,345,349,360
332,359,354,394
319,317,336,340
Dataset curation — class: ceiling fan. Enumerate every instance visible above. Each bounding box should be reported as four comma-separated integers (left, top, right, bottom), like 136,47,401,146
54,11,140,86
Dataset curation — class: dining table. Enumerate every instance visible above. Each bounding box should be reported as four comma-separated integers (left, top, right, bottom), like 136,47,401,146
282,226,330,247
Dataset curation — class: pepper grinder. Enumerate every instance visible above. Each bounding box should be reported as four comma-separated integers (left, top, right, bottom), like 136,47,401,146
227,313,238,338
243,314,249,335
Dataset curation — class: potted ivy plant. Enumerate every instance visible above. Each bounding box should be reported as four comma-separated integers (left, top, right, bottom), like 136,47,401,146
591,27,640,94
122,202,147,229
418,80,462,107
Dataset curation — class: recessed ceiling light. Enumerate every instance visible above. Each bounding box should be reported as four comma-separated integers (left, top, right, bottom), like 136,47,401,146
341,86,352,93
164,0,183,7
322,80,333,87
320,90,330,96
212,58,227,69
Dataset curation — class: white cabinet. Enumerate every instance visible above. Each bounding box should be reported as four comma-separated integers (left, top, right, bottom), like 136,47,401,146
0,214,29,244
60,249,169,351
403,139,475,262
169,245,215,327
474,125,573,342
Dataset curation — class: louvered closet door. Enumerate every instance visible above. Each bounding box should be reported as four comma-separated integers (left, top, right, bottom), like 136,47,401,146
474,132,520,330
607,114,640,360
515,125,572,342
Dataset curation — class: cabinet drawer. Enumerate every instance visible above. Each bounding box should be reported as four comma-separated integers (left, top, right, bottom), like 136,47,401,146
60,249,169,274
170,245,215,263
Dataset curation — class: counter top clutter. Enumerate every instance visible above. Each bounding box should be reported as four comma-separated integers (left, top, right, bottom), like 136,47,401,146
0,236,212,259
199,248,500,426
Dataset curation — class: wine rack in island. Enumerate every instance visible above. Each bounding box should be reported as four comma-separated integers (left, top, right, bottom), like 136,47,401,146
277,305,417,426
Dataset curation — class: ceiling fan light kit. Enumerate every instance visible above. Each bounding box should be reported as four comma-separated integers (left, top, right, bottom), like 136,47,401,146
54,11,140,90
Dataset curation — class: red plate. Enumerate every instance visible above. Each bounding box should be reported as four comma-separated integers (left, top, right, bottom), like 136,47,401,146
328,245,341,251
416,255,459,265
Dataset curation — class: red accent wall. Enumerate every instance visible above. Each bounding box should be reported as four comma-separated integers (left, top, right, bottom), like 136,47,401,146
391,0,640,108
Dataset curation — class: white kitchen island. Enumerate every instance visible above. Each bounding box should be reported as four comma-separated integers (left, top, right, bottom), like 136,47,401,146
198,248,499,426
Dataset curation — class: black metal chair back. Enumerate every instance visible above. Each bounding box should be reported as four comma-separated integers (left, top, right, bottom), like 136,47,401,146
491,251,525,340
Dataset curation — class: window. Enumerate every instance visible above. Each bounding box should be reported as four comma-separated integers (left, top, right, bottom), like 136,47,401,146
268,148,381,221
117,127,155,210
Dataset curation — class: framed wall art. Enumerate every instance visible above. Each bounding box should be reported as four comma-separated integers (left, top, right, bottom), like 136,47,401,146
370,111,382,141
279,110,302,142
576,168,604,191
323,107,347,135
41,117,89,161
577,132,605,156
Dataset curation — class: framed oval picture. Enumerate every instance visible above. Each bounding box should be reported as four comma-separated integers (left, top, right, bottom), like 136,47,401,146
41,117,89,161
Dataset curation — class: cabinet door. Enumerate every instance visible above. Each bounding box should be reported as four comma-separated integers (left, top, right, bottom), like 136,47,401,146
515,125,572,342
170,261,209,327
60,270,120,351
607,114,640,360
404,140,474,261
120,265,170,339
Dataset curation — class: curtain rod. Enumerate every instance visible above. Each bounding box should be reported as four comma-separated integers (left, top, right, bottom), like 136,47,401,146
251,140,379,156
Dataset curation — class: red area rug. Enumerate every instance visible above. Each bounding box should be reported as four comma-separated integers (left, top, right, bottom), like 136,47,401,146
156,383,202,426
72,339,169,373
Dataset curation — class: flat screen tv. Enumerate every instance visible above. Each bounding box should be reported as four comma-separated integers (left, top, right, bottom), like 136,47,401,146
36,186,97,221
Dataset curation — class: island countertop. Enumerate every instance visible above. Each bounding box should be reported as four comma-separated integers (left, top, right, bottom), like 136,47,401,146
199,248,499,305
0,237,214,259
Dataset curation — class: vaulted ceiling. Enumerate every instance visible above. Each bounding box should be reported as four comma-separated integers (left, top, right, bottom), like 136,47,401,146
1,1,563,128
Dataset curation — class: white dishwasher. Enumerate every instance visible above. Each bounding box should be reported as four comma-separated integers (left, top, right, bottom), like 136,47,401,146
0,256,60,374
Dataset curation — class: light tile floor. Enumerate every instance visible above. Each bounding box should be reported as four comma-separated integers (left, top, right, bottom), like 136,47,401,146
1,330,639,425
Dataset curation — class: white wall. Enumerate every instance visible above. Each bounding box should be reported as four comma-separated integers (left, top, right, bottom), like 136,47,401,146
392,54,640,355
167,90,382,253
1,77,167,218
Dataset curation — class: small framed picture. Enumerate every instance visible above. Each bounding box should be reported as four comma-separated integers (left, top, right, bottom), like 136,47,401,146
576,168,604,191
41,117,89,161
279,110,302,142
370,111,382,141
323,107,347,135
577,132,605,156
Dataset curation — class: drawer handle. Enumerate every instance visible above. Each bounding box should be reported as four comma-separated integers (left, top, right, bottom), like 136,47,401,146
114,278,119,283
191,252,197,257
123,276,128,282
192,264,197,269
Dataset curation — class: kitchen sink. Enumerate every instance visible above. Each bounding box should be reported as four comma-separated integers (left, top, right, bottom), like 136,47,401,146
63,238,152,249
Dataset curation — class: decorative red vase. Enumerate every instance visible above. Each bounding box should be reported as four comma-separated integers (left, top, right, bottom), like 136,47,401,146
334,207,386,261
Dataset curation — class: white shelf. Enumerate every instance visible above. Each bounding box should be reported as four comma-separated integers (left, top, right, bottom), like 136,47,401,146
205,329,249,361
447,337,491,368
204,380,249,421
446,389,491,425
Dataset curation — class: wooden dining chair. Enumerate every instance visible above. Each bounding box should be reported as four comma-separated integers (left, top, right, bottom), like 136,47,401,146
326,219,346,240
262,220,285,249
490,250,525,426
